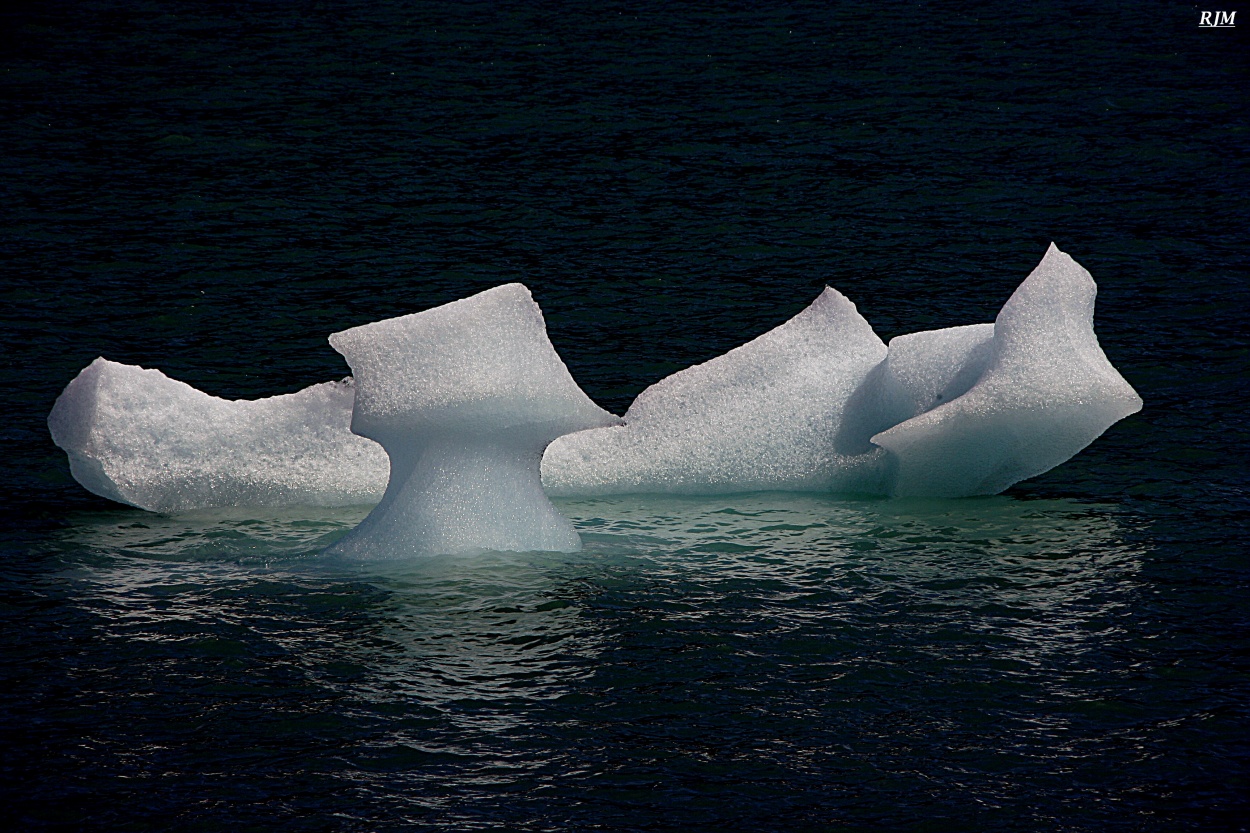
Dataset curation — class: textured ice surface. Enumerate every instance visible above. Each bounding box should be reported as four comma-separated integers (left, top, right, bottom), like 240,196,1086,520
326,283,621,558
542,287,890,496
47,358,388,512
546,244,1140,498
837,323,997,453
49,245,1141,515
872,244,1143,496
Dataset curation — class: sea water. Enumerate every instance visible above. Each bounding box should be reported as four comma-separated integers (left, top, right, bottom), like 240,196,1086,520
22,493,1157,829
2,0,1247,830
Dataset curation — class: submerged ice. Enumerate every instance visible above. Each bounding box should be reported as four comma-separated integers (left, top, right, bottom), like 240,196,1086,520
49,244,1142,547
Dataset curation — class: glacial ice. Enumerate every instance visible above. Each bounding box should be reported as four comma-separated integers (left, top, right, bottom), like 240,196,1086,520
48,244,1142,532
544,244,1140,498
870,244,1143,497
47,358,388,513
541,287,890,496
324,283,621,559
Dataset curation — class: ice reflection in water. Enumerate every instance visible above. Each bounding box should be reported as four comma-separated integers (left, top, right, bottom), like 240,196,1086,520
563,493,1142,671
336,553,609,719
59,493,1141,683
51,493,1143,803
57,508,609,720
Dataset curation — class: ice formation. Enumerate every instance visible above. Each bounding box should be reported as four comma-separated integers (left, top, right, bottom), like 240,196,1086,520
869,244,1143,497
48,244,1142,530
541,287,890,496
47,358,388,512
324,283,621,559
544,243,1141,498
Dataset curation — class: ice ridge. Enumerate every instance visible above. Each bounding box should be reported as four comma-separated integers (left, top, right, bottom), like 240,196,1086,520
541,286,890,496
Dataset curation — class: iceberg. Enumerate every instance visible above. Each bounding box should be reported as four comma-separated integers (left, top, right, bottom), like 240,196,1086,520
47,245,1142,527
869,244,1143,497
545,244,1140,498
542,287,890,496
324,283,621,559
47,358,388,513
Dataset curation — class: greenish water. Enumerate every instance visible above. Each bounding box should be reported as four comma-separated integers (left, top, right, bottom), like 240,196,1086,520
2,0,1247,830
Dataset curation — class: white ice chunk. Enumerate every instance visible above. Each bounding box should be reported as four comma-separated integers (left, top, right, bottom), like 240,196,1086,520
542,287,889,496
836,323,996,453
872,244,1143,497
47,358,389,512
326,283,621,559
48,246,1141,514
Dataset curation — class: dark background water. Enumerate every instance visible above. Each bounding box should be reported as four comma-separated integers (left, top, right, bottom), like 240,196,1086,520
2,1,1248,830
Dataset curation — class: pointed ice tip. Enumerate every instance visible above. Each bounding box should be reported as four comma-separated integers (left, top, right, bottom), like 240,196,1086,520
1038,242,1085,274
1036,242,1067,267
812,285,862,316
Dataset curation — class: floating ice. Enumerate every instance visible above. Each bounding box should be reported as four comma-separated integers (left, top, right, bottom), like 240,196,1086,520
870,244,1143,497
541,287,890,496
545,244,1140,498
48,245,1141,525
47,358,388,512
325,283,621,559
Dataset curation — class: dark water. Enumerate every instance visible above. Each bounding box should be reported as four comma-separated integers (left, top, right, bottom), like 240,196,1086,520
2,1,1248,830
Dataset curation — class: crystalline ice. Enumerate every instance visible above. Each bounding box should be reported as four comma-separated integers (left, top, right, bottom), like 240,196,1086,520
835,323,996,454
541,287,890,496
546,244,1140,499
871,244,1143,496
48,245,1141,517
325,283,621,558
47,358,389,512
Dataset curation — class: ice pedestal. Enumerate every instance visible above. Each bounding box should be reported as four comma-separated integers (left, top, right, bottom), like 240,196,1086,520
325,283,621,558
47,358,388,512
542,287,889,496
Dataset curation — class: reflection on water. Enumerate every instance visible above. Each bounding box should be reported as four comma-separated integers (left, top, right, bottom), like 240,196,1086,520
25,493,1163,828
568,492,1142,664
58,504,372,563
56,511,606,719
55,493,1142,710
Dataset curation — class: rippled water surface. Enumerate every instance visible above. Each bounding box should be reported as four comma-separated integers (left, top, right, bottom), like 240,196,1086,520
11,497,1175,829
2,1,1247,830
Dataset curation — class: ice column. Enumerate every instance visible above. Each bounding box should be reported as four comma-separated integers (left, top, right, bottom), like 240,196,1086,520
325,283,621,558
